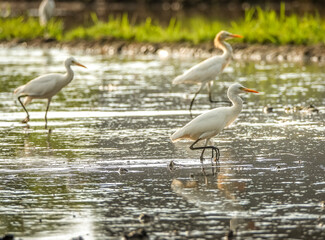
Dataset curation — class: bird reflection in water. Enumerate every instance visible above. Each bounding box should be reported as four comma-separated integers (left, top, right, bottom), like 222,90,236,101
18,130,53,158
170,150,256,238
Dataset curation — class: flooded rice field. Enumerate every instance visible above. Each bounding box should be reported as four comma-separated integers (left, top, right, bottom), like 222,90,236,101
0,47,324,240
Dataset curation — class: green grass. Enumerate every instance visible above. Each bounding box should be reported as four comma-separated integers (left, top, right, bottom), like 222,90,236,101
1,4,325,45
231,3,325,44
64,13,224,44
0,16,63,41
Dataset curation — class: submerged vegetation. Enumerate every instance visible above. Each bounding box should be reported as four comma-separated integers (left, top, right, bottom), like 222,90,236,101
0,4,325,45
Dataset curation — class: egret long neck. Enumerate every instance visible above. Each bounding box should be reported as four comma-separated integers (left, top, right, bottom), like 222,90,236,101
228,90,243,115
64,62,74,84
215,39,233,59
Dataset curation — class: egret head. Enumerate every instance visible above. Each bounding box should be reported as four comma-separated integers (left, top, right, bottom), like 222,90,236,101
228,83,259,95
65,57,87,68
215,31,243,42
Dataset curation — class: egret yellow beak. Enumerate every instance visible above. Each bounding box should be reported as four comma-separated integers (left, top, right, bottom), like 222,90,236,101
230,34,244,39
242,87,259,93
74,61,87,68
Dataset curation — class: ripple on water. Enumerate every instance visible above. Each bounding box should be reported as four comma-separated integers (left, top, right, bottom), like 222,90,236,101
0,48,324,239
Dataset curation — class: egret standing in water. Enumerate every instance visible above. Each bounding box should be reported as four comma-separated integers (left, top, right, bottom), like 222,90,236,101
39,0,55,26
172,31,243,116
14,57,87,129
171,83,258,162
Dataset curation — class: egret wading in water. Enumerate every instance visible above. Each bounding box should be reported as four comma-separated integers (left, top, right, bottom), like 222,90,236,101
171,83,258,162
172,31,243,116
14,57,87,129
39,0,55,26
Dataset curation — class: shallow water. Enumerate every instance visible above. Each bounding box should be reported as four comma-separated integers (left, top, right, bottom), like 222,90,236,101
0,47,324,240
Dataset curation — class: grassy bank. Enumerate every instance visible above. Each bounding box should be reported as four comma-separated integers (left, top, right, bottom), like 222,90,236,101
1,4,325,45
0,17,63,41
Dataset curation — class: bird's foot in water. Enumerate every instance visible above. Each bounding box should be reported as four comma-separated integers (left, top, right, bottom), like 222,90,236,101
21,116,30,123
209,157,218,168
213,156,219,163
212,148,220,163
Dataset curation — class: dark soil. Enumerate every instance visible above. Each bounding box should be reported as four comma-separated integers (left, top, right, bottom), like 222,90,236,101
2,38,325,64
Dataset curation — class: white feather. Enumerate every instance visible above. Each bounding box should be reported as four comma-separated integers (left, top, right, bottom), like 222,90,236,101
172,55,230,85
171,83,258,143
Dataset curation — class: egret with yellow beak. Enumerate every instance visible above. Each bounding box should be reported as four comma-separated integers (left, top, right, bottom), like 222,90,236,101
14,57,87,129
173,31,243,116
171,83,258,162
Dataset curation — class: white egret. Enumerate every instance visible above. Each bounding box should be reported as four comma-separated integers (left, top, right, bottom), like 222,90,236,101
39,0,55,26
171,83,258,162
14,57,87,129
172,31,243,115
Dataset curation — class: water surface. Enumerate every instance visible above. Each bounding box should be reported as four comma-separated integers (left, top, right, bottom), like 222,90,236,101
0,47,324,239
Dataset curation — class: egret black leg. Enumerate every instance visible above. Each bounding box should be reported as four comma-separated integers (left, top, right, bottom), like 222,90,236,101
210,147,220,175
209,140,220,162
208,82,231,105
213,147,220,162
18,95,30,123
200,148,206,161
190,138,220,162
189,84,204,118
44,98,51,129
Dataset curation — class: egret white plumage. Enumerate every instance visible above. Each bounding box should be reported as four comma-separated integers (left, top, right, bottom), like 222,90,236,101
173,31,243,115
14,57,87,129
171,83,258,162
39,0,55,26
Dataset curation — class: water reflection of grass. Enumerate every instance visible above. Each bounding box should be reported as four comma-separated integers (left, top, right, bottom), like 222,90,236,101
0,4,324,45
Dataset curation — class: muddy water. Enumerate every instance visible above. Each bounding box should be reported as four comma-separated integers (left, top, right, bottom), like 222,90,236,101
0,47,324,239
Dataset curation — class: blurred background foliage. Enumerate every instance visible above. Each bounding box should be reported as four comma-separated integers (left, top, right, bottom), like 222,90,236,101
0,1,324,44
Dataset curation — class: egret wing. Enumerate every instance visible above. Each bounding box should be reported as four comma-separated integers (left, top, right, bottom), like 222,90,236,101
171,107,233,141
19,74,62,98
185,108,230,139
173,55,227,84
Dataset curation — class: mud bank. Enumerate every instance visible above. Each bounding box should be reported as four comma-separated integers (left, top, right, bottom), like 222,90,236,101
2,38,325,64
